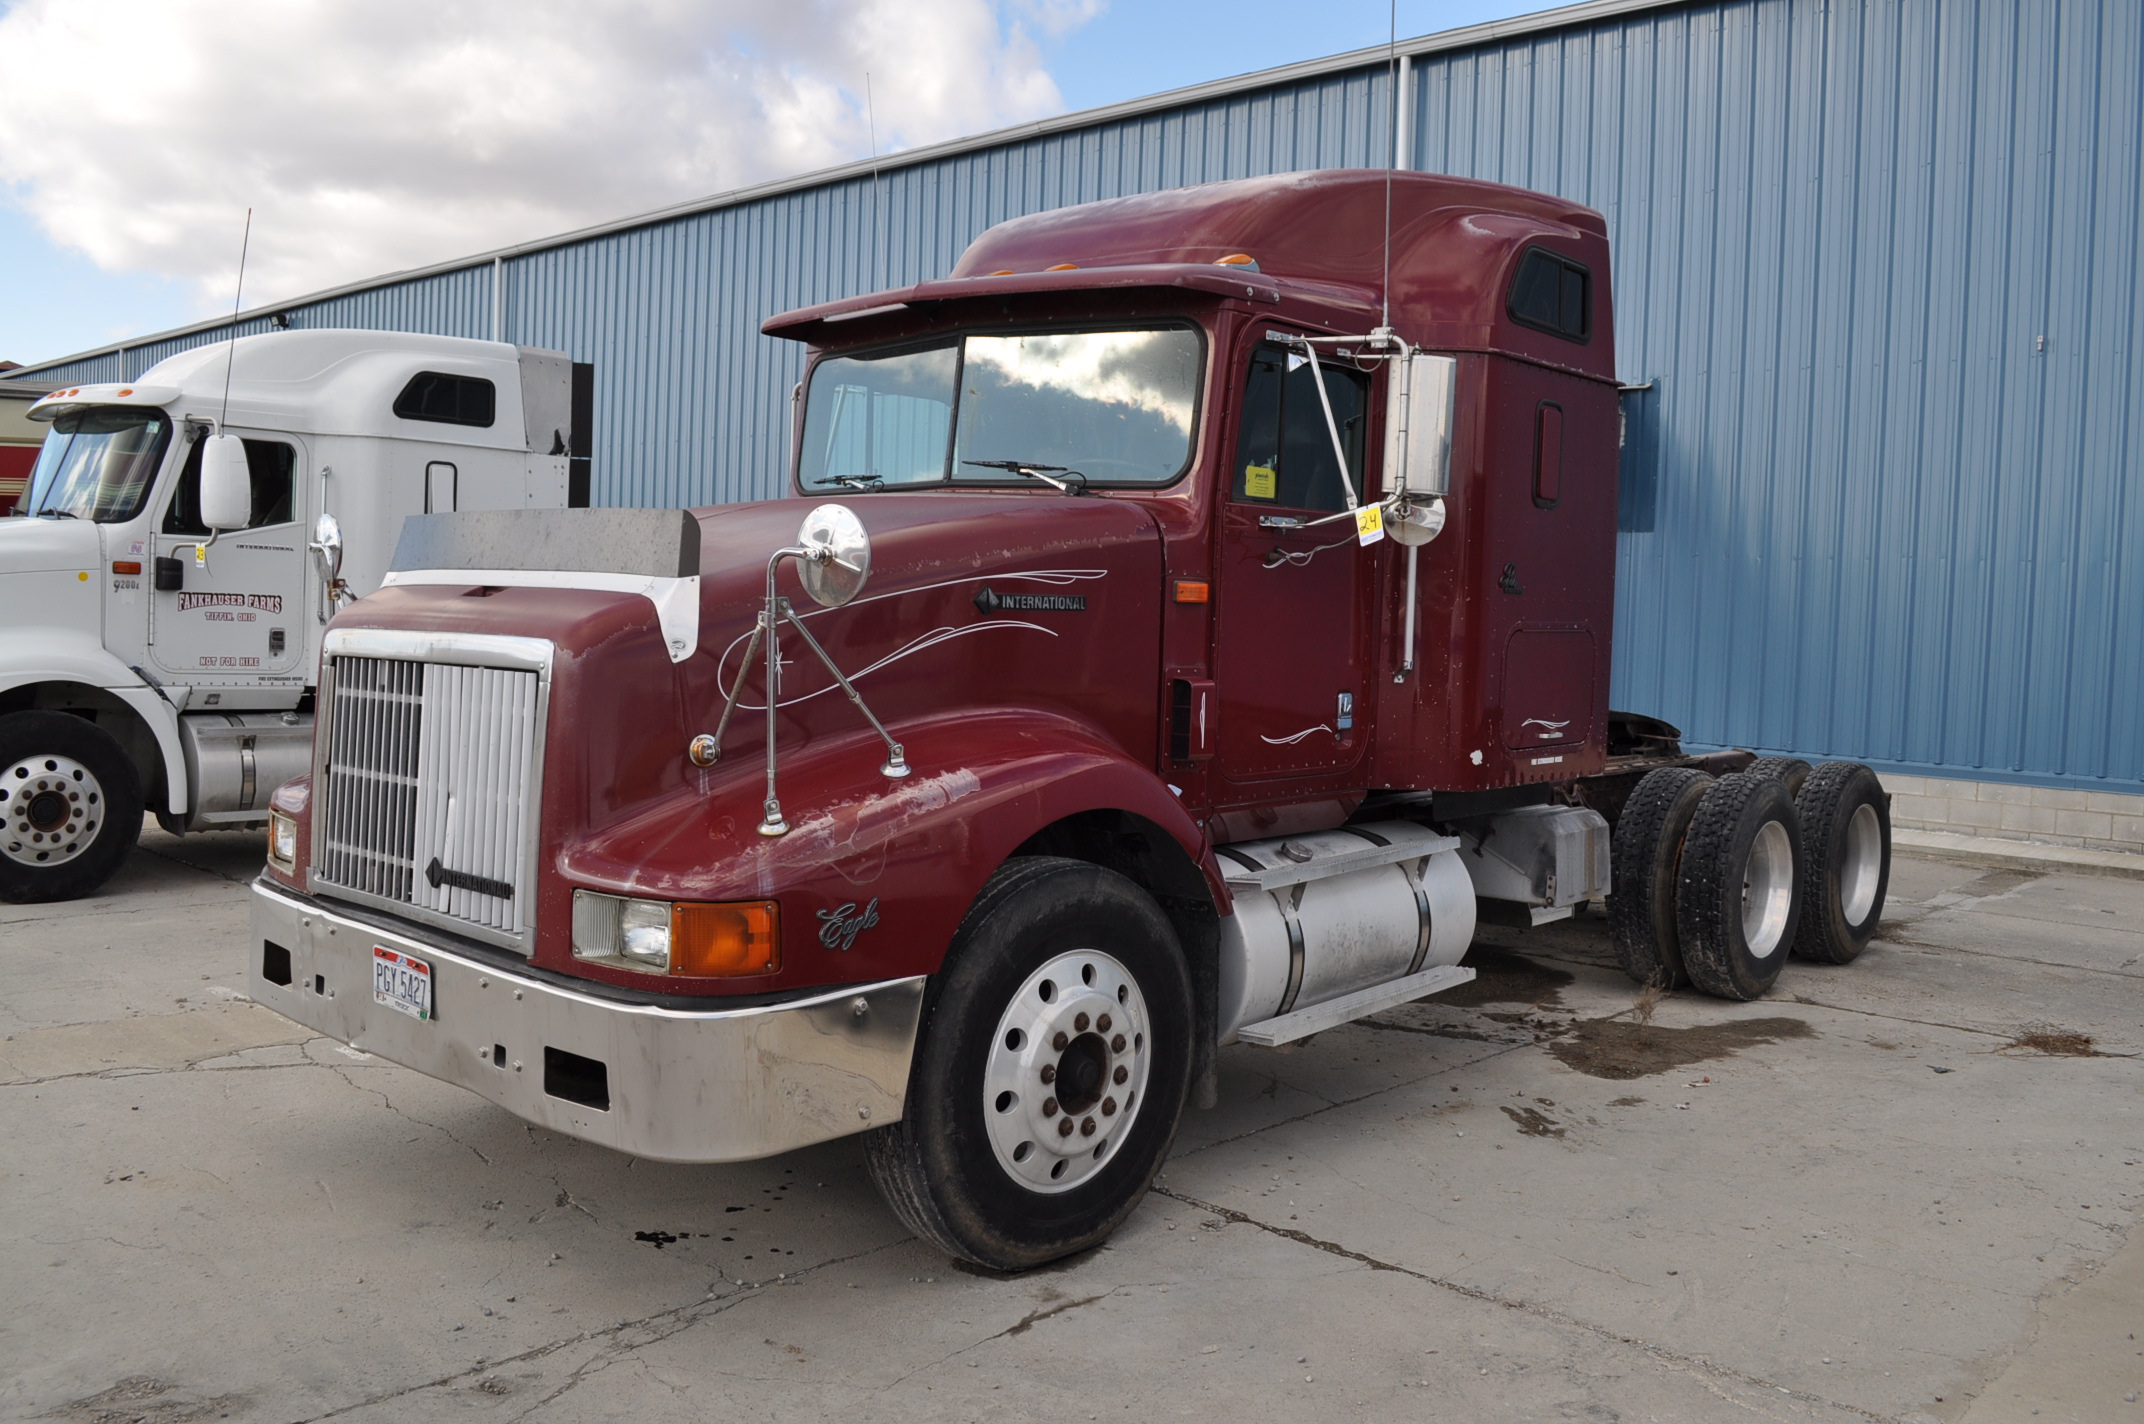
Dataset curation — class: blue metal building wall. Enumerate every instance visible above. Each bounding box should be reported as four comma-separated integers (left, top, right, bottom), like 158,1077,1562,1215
21,0,2140,793
1403,0,2144,791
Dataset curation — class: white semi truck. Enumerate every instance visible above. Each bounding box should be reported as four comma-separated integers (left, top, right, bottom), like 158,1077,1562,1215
0,330,582,902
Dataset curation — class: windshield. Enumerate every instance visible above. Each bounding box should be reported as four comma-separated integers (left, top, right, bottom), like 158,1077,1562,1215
22,407,174,521
800,326,1202,490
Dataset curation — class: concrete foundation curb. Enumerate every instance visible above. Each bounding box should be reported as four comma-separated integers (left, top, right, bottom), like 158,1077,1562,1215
1892,828,2144,880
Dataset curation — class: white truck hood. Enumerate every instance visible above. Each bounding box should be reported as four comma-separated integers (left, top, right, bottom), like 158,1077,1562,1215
0,513,102,575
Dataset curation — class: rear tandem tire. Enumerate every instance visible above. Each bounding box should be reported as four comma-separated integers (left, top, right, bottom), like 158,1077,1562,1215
1676,773,1803,1001
0,711,144,904
1742,756,1813,800
1607,766,1714,989
862,856,1194,1272
1791,762,1891,965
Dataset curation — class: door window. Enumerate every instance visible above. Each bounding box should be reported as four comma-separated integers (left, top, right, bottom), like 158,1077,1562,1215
1229,344,1369,512
163,438,296,534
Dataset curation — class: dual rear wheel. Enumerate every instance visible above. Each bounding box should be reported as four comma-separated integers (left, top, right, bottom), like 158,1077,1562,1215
1610,761,1890,1000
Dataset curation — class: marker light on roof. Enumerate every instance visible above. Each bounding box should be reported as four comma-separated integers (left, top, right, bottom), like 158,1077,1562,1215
1045,263,1079,271
1215,253,1261,271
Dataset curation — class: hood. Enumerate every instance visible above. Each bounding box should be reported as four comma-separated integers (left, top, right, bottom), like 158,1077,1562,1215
0,513,103,574
337,489,1167,819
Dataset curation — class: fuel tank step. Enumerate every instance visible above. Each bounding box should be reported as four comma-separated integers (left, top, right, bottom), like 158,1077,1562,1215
1233,963,1477,1047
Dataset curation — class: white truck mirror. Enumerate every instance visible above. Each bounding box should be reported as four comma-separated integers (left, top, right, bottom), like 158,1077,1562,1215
200,434,253,530
1382,353,1458,498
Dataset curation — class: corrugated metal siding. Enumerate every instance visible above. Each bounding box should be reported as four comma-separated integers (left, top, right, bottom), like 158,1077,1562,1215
1409,0,2143,790
15,0,2139,792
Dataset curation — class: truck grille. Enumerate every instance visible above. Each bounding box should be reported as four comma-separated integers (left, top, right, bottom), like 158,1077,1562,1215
316,654,542,940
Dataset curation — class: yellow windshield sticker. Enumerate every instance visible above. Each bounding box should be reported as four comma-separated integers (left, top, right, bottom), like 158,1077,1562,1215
1244,464,1277,499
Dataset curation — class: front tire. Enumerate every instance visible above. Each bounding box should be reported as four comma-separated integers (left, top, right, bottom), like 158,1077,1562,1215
1676,773,1803,1001
0,711,144,903
863,856,1193,1271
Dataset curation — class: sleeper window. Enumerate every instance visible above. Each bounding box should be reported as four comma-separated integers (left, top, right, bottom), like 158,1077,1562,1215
1230,344,1369,512
1507,248,1591,342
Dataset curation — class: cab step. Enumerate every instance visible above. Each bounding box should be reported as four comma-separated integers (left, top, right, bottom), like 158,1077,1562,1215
1233,964,1477,1048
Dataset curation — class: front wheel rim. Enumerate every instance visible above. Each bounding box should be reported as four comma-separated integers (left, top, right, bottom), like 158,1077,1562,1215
1839,802,1883,926
1740,819,1794,959
1,753,106,868
982,949,1152,1195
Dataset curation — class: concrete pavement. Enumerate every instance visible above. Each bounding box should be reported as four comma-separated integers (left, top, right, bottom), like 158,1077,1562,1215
2,826,2139,1422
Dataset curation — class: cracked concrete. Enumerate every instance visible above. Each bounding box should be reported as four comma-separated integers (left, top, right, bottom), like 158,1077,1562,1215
2,824,2140,1422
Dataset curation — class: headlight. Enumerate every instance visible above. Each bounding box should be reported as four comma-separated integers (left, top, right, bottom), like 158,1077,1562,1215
268,810,298,870
572,890,780,977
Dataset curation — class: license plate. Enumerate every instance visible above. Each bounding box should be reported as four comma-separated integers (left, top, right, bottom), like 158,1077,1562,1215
373,946,433,1021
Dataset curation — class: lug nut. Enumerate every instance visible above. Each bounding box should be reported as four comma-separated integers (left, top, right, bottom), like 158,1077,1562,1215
1058,1119,1074,1137
1080,1118,1096,1137
1042,1098,1058,1117
1113,1065,1128,1084
1075,1013,1090,1032
1052,1031,1068,1051
1039,1064,1056,1084
1102,1097,1117,1116
1111,1034,1126,1053
1097,1014,1112,1033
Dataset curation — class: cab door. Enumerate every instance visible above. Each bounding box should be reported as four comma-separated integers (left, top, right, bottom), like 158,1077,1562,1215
149,432,307,684
1213,338,1374,785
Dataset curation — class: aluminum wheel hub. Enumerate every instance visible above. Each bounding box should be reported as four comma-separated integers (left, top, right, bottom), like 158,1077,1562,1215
1839,802,1883,926
1,753,105,868
983,949,1151,1194
1740,818,1795,959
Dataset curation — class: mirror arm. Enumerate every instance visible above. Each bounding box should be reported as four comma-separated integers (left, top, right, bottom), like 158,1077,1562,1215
706,539,910,838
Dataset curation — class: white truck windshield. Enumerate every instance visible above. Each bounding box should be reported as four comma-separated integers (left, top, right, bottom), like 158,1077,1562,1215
22,408,173,521
800,327,1201,490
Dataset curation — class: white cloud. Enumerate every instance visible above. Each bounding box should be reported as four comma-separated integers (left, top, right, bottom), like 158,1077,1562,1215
0,0,1089,317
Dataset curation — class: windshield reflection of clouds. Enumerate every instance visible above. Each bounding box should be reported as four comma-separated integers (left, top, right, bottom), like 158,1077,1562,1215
962,332,1196,435
800,327,1200,489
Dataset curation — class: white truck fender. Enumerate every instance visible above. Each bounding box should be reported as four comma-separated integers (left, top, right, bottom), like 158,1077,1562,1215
0,631,191,815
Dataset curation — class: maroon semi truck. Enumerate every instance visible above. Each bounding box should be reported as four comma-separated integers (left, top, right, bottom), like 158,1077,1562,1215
247,171,1892,1270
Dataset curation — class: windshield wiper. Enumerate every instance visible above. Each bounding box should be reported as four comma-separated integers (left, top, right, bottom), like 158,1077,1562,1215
812,474,884,491
960,459,1088,495
32,507,80,519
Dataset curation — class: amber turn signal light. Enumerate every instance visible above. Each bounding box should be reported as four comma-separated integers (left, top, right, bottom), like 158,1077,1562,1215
1173,580,1210,604
670,900,780,977
112,561,142,575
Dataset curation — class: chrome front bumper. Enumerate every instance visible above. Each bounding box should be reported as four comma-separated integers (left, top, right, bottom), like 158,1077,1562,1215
247,878,925,1163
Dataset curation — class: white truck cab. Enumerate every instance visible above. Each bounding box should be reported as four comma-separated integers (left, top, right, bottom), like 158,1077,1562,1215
0,329,580,901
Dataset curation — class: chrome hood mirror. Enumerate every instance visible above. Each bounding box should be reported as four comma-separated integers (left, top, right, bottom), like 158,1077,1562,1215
795,502,871,608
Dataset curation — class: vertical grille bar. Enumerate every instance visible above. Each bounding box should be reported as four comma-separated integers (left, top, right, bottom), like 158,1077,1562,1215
320,655,423,901
316,653,541,943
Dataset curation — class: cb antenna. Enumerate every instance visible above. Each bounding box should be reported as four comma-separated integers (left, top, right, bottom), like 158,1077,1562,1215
1381,0,1398,333
219,207,253,429
865,73,886,292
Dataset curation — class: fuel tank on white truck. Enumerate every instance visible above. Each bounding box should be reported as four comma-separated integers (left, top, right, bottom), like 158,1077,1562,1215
0,329,584,902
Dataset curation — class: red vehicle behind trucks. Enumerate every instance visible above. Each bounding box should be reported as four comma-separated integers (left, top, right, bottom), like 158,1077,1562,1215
247,171,1893,1271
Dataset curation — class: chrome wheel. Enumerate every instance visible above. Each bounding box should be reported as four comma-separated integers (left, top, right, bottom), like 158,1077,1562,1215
1,753,105,868
1839,802,1882,926
982,949,1151,1194
1740,818,1794,959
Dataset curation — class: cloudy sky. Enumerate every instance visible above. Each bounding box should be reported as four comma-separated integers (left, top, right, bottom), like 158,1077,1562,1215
0,0,1548,367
